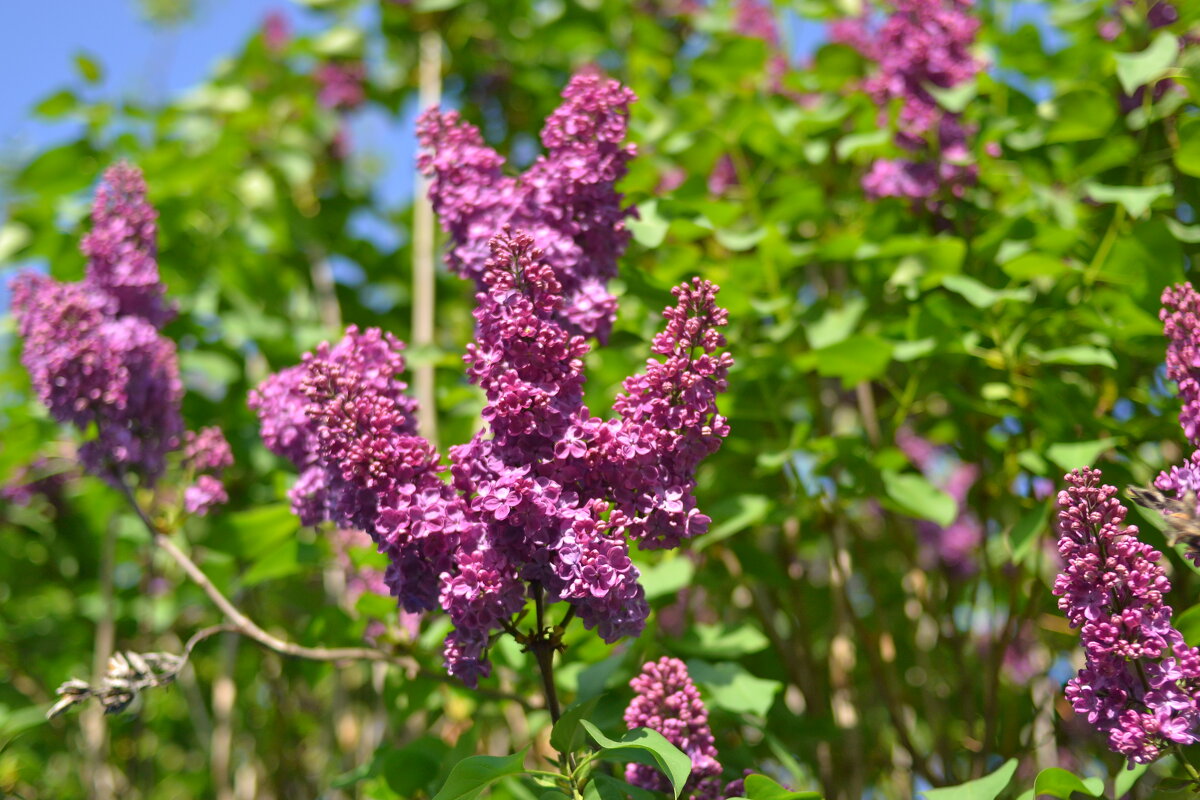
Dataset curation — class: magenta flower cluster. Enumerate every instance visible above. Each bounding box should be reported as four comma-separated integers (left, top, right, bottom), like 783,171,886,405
252,228,731,685
315,61,367,111
12,165,183,484
182,427,234,516
417,71,637,342
625,657,737,800
896,428,982,576
11,165,232,511
1054,468,1200,764
831,0,982,203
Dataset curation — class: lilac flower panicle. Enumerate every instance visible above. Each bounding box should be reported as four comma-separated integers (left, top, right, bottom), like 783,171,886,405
315,61,366,110
252,228,731,685
80,163,174,329
418,72,637,341
625,657,724,800
831,0,982,203
896,428,982,575
1054,468,1200,763
1160,282,1200,446
605,277,734,549
181,427,234,516
12,200,184,486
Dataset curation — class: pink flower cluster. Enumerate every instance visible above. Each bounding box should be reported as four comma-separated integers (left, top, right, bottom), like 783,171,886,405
13,166,181,485
1054,468,1200,763
251,229,731,685
182,427,234,516
315,61,367,111
417,72,637,342
896,428,982,576
625,657,746,799
11,165,232,507
831,0,982,204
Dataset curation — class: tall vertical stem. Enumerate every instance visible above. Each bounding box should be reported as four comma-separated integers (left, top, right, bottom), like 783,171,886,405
83,520,118,800
412,28,442,444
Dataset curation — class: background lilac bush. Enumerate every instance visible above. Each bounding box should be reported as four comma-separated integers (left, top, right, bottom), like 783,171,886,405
3,0,1200,799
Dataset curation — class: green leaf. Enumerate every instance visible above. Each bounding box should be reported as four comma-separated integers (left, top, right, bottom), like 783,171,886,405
0,222,32,262
586,774,661,800
921,758,1017,800
715,227,766,252
1032,767,1103,799
628,200,668,248
431,749,529,800
1008,503,1051,564
927,81,977,113
34,90,79,119
814,335,892,385
550,698,600,756
312,26,363,57
695,494,770,550
1114,762,1149,798
1036,346,1117,369
807,298,866,349
240,539,302,587
835,130,891,160
941,275,1033,308
686,660,782,717
1045,439,1116,473
1174,604,1200,647
74,52,103,83
638,558,696,601
1046,90,1116,143
1083,182,1172,218
1174,119,1200,177
881,470,957,527
675,623,770,659
581,722,691,800
225,504,299,560
740,774,822,800
1115,33,1180,95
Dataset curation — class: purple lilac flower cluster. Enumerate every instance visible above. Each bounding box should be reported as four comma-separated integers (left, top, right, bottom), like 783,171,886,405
1054,468,1200,764
11,165,184,485
252,229,731,685
182,427,234,516
896,428,982,576
11,164,233,505
831,0,982,204
417,72,637,342
625,657,744,800
315,61,367,111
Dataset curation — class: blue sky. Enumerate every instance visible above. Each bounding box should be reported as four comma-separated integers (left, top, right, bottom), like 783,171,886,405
0,0,416,208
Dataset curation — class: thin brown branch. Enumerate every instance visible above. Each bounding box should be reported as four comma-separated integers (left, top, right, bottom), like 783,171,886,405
115,478,535,710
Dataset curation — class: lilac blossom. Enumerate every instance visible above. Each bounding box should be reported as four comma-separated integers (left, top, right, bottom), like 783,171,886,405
896,428,982,575
1160,282,1200,445
1054,467,1200,764
417,71,637,341
625,657,723,799
315,61,366,111
262,10,290,54
9,164,227,494
252,229,731,685
181,427,233,516
12,268,182,486
831,0,982,203
80,163,174,328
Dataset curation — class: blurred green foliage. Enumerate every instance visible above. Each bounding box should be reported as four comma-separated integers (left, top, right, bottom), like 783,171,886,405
3,0,1200,798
